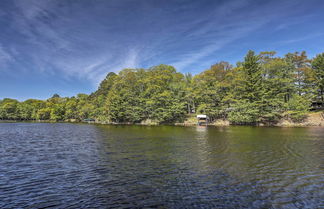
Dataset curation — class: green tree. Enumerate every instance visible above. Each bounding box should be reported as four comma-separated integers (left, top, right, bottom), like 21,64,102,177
193,62,232,120
0,98,19,120
312,53,324,106
259,54,294,123
285,95,310,122
50,104,65,121
37,108,51,120
228,50,264,124
285,51,315,97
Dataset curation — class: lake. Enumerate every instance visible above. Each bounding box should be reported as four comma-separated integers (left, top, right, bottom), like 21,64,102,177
0,123,323,208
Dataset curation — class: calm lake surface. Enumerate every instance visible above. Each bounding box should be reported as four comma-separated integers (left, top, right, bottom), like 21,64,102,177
0,123,323,208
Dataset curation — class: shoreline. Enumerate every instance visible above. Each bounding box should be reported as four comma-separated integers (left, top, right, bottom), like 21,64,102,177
1,112,323,128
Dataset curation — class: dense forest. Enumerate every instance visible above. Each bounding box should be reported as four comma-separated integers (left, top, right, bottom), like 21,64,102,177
1,50,324,125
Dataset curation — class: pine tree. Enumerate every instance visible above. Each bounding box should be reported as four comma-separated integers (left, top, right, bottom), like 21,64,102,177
312,53,324,107
228,50,264,124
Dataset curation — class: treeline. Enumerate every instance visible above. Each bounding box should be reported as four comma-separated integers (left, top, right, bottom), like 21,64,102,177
1,50,324,125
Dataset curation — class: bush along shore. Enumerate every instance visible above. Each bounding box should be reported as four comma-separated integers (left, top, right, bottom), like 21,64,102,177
1,50,324,127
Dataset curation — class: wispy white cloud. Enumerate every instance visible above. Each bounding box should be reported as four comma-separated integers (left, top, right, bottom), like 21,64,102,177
170,21,266,70
0,44,13,68
278,33,324,45
1,0,323,90
86,48,141,86
6,0,145,85
167,0,321,71
169,1,271,70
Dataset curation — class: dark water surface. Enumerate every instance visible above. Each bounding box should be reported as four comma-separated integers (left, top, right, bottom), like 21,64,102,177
0,123,323,208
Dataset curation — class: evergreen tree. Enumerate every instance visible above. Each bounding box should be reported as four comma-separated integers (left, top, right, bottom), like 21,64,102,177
312,53,324,106
228,50,264,124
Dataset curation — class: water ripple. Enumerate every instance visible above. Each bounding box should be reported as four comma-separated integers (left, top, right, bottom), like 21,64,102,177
0,123,323,208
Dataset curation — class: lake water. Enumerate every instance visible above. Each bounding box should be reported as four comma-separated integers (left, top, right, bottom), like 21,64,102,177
0,123,323,208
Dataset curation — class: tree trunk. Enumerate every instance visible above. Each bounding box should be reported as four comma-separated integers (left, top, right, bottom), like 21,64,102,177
321,88,324,108
192,101,196,113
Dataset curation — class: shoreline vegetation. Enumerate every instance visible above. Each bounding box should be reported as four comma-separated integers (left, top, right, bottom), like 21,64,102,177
1,50,324,127
1,111,324,127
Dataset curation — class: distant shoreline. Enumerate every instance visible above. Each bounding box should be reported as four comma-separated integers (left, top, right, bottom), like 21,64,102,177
1,112,323,127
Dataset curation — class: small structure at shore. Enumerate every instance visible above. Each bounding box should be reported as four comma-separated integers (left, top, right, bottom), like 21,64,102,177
197,114,209,126
83,118,95,123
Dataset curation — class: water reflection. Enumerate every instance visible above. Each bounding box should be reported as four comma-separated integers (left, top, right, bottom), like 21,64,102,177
0,123,323,208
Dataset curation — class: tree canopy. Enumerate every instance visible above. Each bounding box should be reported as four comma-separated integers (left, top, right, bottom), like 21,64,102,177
1,50,323,125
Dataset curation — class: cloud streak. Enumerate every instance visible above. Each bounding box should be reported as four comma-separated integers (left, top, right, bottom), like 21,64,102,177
0,0,324,99
0,44,13,68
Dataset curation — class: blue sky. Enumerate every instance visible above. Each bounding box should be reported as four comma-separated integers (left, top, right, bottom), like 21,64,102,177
1,0,324,101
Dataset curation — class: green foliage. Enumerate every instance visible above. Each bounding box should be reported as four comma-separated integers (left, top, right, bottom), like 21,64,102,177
90,72,117,98
105,65,186,123
37,108,51,120
0,99,19,120
193,61,232,119
226,51,265,124
312,53,324,105
51,94,60,98
241,50,264,102
50,105,65,121
285,95,310,122
1,50,322,125
285,51,315,96
228,101,261,124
